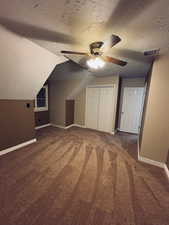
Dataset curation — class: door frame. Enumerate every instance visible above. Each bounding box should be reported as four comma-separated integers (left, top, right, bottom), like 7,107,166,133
85,84,116,134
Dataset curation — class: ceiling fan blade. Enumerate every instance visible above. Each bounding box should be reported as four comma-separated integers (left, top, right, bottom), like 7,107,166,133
101,34,121,52
0,17,77,44
61,50,88,55
102,56,127,66
110,34,121,47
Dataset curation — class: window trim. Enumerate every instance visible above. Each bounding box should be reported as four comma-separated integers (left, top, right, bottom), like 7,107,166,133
34,85,48,112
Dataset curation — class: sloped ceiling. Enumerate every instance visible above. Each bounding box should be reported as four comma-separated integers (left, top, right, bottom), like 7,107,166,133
49,61,93,81
0,25,67,99
0,0,169,79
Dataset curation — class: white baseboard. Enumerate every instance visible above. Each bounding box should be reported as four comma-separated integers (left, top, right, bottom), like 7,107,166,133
137,140,169,181
52,124,116,136
35,123,51,130
51,124,67,129
51,123,67,129
72,124,86,128
51,123,85,129
164,164,169,180
65,124,77,129
0,139,37,156
138,155,165,168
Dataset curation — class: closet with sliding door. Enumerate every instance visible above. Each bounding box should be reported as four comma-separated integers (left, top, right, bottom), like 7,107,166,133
85,85,115,133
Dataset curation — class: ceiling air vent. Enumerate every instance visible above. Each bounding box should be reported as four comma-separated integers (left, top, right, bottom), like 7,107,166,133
144,49,160,56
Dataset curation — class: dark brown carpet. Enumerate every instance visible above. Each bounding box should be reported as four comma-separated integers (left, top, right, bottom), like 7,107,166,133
0,126,169,225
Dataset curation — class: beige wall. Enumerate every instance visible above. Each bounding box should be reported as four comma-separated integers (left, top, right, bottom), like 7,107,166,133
140,53,169,163
0,100,35,151
74,89,86,126
49,79,83,126
0,27,67,150
49,75,119,131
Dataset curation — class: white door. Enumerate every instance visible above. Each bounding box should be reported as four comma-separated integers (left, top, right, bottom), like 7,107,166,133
85,86,114,133
120,87,144,134
85,87,100,130
98,87,114,133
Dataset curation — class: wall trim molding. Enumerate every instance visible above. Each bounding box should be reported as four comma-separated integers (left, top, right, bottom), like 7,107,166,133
0,139,37,157
35,123,51,130
51,123,85,129
51,123,115,136
51,124,67,129
164,164,169,180
138,155,165,168
137,140,169,181
72,124,86,128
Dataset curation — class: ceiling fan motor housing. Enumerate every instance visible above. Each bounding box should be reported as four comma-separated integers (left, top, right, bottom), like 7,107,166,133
90,41,104,56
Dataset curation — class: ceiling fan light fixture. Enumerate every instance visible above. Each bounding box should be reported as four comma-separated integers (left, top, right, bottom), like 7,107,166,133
87,57,105,69
61,34,127,67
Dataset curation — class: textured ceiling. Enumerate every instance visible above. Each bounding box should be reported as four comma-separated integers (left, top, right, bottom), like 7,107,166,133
0,0,169,77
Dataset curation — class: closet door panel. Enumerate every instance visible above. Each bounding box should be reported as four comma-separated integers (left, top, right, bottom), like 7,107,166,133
98,87,114,133
85,87,100,130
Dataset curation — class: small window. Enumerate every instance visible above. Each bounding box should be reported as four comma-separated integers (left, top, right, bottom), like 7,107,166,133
35,85,48,112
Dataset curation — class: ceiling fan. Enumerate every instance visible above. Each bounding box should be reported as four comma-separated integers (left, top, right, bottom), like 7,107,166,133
61,34,127,69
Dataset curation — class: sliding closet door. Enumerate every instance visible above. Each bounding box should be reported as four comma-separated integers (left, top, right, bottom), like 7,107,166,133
98,87,114,133
85,87,100,130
